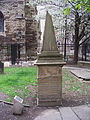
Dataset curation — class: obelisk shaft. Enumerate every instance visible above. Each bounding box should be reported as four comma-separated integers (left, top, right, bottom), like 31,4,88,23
42,12,58,52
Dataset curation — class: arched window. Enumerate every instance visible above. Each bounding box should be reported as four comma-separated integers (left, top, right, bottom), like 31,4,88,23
0,12,4,32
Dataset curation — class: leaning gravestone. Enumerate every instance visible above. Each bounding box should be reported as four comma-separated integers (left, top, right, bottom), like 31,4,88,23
0,61,4,74
13,96,23,115
35,12,65,106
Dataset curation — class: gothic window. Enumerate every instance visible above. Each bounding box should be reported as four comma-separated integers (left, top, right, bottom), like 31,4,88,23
0,12,4,32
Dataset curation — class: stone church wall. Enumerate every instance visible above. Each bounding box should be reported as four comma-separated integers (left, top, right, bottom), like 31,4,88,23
0,0,38,62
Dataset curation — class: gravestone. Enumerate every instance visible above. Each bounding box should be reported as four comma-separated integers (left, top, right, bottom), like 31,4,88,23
35,12,65,106
13,96,23,115
4,62,10,67
0,61,4,74
22,61,29,67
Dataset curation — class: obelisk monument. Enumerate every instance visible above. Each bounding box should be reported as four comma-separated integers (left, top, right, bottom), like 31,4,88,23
35,12,65,106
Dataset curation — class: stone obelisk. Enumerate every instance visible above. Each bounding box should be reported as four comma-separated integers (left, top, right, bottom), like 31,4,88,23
35,12,65,106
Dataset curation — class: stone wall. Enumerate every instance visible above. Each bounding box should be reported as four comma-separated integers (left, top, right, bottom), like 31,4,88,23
0,0,38,61
0,0,25,40
25,4,38,59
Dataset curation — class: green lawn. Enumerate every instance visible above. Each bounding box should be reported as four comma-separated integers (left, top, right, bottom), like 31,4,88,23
0,67,37,101
0,67,89,103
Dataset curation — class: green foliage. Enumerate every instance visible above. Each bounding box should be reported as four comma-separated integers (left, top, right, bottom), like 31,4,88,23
65,0,90,13
64,8,70,15
75,3,81,9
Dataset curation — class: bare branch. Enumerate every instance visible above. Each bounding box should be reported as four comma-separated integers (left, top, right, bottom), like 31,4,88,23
78,25,85,42
67,0,77,12
79,36,90,46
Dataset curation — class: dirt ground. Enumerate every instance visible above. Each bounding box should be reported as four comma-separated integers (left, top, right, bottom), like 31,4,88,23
0,90,89,120
0,69,90,120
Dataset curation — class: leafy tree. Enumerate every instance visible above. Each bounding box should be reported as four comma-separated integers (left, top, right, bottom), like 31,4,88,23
29,0,90,64
65,0,90,13
65,0,90,63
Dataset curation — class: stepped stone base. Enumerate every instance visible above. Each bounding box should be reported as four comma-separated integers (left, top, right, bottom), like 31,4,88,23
37,65,62,106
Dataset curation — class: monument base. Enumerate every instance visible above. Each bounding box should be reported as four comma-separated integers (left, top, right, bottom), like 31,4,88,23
37,99,62,107
37,65,63,107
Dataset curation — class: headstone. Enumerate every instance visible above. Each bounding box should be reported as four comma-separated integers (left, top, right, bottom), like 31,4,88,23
4,62,10,67
22,62,29,67
0,61,4,74
13,96,23,115
35,12,65,106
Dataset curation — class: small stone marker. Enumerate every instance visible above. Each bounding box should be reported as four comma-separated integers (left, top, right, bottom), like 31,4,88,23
4,62,10,67
22,62,29,67
13,96,23,115
0,61,4,74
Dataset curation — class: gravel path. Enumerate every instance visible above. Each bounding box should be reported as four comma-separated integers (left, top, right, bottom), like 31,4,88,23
0,102,48,120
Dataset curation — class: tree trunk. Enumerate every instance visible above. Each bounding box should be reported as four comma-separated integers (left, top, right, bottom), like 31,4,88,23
74,12,80,64
64,16,67,60
74,39,79,64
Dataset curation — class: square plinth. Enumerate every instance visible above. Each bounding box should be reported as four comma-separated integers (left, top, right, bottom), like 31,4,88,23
37,65,62,106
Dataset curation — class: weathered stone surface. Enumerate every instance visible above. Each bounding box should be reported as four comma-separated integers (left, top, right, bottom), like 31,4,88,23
72,105,90,120
34,105,90,120
78,61,90,68
37,65,62,106
36,12,63,64
34,109,62,120
59,107,79,120
38,65,62,77
13,96,23,115
35,12,65,106
0,0,38,61
13,102,23,115
71,69,90,80
42,12,58,52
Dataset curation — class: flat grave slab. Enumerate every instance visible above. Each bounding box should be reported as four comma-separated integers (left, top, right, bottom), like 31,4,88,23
70,69,90,80
72,105,90,120
59,107,79,120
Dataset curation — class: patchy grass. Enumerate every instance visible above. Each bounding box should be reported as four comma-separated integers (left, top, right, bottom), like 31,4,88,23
0,67,89,106
62,68,90,106
62,69,84,92
0,67,37,100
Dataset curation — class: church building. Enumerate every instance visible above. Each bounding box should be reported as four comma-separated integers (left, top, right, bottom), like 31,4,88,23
0,0,39,64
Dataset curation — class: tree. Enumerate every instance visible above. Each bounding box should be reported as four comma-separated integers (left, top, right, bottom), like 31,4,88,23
29,0,90,64
65,0,90,64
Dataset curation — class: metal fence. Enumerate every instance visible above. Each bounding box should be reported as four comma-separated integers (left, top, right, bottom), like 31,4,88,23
82,44,90,61
0,43,90,64
58,44,90,62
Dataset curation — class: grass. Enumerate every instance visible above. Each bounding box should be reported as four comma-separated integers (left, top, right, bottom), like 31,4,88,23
0,67,89,103
0,67,37,101
62,69,89,94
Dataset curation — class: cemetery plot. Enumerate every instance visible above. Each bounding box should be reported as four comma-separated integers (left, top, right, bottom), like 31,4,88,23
0,67,89,107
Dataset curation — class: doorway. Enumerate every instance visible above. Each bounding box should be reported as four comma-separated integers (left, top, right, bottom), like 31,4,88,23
11,44,20,64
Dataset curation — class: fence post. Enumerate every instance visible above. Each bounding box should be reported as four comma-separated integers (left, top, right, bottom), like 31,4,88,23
85,44,87,61
64,38,66,60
